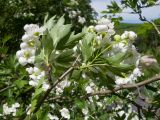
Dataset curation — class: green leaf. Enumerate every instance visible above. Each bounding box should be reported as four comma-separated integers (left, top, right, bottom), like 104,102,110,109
44,16,56,31
14,80,28,88
55,49,75,68
81,33,94,63
41,31,54,55
50,16,72,49
106,52,130,64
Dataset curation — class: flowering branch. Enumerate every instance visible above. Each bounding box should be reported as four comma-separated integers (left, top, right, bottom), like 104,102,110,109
32,55,80,114
86,75,160,97
49,75,160,101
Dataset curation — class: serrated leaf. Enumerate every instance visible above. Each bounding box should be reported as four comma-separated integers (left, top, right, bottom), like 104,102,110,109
81,33,94,63
50,16,72,49
14,80,28,88
44,16,56,31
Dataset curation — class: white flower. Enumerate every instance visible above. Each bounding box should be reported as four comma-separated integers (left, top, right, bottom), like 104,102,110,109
56,79,71,95
96,102,103,107
121,31,129,39
132,68,142,77
95,25,108,32
26,67,34,74
3,104,11,115
78,16,86,24
128,31,137,40
94,18,115,36
112,42,128,53
60,108,70,119
20,42,29,49
82,108,88,115
12,103,20,108
121,31,137,40
85,86,93,94
50,104,55,109
69,10,77,18
42,82,50,91
84,116,89,120
18,57,28,66
115,77,129,85
24,24,45,37
16,48,36,65
3,103,20,116
98,17,111,25
48,113,59,120
27,66,47,89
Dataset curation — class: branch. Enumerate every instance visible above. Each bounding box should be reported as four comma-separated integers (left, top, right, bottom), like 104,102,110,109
137,10,160,35
49,75,160,102
86,75,160,97
0,85,14,93
32,55,80,114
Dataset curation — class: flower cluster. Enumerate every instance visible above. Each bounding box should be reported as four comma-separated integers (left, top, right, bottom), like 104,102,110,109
16,24,49,90
60,108,70,119
16,24,45,66
88,17,115,45
94,17,115,36
26,66,49,91
64,7,86,24
2,103,20,116
112,31,143,85
55,78,71,95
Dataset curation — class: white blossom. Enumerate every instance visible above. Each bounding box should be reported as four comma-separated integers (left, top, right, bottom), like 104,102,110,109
55,79,71,95
82,108,88,115
121,31,137,41
16,48,36,65
60,108,70,119
24,24,45,37
42,82,50,91
78,16,86,24
2,103,20,116
48,113,59,120
94,17,115,36
85,86,93,93
26,66,48,90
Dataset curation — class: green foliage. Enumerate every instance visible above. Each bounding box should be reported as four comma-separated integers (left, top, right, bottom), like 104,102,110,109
0,0,96,53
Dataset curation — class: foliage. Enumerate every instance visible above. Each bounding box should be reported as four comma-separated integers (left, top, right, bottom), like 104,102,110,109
0,0,96,53
0,15,152,120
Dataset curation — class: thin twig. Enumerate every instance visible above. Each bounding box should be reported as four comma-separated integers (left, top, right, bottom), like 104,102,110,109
0,85,14,93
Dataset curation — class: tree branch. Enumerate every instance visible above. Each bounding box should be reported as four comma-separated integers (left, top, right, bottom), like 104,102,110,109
86,75,160,97
49,75,160,102
0,85,14,93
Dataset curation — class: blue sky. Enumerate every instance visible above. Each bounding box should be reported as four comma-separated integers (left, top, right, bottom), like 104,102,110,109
91,0,160,23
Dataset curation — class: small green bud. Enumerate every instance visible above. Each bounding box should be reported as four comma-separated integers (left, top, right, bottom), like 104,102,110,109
114,35,121,41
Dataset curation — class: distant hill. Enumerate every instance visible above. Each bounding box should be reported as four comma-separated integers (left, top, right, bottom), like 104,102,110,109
115,19,160,53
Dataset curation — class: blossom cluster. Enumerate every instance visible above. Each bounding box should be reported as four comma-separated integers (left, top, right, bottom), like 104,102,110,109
48,107,70,120
16,24,49,90
1,103,20,117
16,24,44,66
26,66,49,91
112,31,143,85
64,7,86,24
88,17,115,45
85,18,143,88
